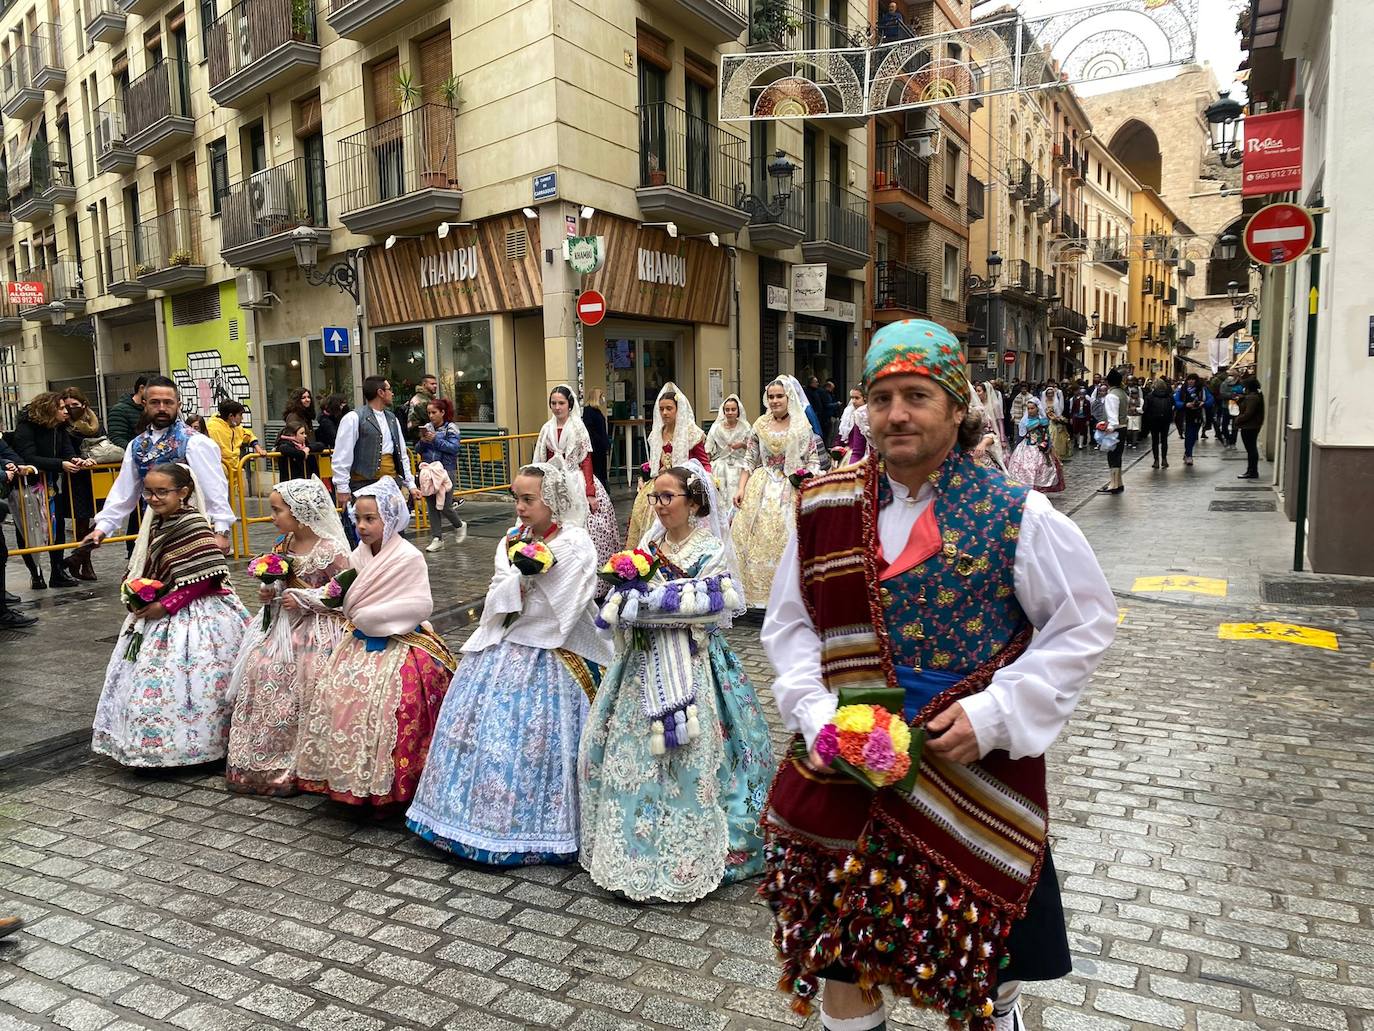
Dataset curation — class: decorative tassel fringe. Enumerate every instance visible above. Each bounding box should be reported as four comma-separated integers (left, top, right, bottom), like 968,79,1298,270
758,820,1010,1031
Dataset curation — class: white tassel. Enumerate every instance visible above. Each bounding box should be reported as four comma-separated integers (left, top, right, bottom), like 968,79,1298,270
650,720,666,756
622,593,641,622
686,703,701,741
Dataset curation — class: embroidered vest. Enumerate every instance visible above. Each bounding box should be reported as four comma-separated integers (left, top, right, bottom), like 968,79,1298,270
351,406,407,483
876,460,1029,675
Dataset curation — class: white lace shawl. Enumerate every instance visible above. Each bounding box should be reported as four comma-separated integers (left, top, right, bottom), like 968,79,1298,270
535,384,593,466
753,377,812,473
706,394,751,467
648,381,705,472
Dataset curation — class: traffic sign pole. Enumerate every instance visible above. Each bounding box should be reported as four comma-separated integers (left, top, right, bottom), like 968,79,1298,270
1292,201,1324,572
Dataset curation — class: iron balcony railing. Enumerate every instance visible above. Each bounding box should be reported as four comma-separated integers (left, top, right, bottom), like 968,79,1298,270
207,0,318,90
875,261,928,314
7,140,50,202
125,58,192,139
339,104,461,214
34,23,62,74
1031,175,1046,211
1153,279,1165,299
1165,286,1178,307
967,175,985,221
803,181,868,254
1100,322,1128,344
1051,306,1087,334
221,157,328,251
1011,258,1032,291
0,39,35,106
45,145,75,195
1142,274,1154,295
134,208,203,276
738,155,804,231
637,101,747,210
751,0,868,49
1055,133,1070,167
1008,159,1031,199
874,140,929,200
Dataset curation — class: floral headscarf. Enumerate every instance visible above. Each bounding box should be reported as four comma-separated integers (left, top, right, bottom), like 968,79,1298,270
350,478,410,544
862,318,969,405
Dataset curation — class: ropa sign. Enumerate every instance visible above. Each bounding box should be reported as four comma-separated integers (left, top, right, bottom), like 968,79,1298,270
1242,109,1304,197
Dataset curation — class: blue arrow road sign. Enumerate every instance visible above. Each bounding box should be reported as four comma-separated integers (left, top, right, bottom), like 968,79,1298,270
322,327,350,356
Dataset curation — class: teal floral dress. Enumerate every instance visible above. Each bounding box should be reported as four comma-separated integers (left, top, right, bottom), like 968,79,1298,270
578,529,774,902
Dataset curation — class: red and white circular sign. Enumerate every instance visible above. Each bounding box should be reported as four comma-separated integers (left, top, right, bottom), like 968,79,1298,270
1003,350,1017,364
576,290,606,327
1244,203,1315,266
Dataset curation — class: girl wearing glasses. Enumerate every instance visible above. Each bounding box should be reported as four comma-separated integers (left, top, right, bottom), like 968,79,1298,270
623,383,710,549
730,378,822,607
407,459,610,865
93,462,250,768
580,462,773,902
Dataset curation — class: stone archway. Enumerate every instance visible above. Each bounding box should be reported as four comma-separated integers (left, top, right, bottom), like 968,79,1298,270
1108,118,1163,193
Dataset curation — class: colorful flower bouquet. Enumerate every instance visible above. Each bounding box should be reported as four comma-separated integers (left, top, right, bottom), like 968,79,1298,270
597,548,658,588
639,462,653,482
508,537,556,576
814,702,925,792
321,568,358,610
788,467,815,489
248,553,295,631
120,577,166,662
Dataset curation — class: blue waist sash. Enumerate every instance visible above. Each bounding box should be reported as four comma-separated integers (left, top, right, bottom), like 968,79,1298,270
894,665,964,721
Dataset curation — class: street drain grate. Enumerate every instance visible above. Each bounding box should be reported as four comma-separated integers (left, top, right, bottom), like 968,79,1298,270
1262,578,1374,607
1208,500,1276,512
1214,485,1272,492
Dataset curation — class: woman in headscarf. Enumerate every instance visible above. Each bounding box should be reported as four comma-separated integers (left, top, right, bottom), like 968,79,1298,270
294,479,457,807
226,477,352,796
705,393,751,519
730,377,821,607
535,385,618,590
834,387,869,465
407,458,611,865
1007,399,1066,493
623,382,709,548
971,381,1008,472
92,462,250,767
581,461,772,902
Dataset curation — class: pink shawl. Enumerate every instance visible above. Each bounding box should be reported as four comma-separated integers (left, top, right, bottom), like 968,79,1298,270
345,534,433,638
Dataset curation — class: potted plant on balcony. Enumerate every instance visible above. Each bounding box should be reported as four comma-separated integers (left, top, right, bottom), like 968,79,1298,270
750,0,801,51
646,151,667,188
430,74,464,190
135,262,155,278
169,249,194,267
291,0,312,40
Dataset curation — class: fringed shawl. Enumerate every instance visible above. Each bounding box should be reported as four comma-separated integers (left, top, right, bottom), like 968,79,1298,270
143,511,229,593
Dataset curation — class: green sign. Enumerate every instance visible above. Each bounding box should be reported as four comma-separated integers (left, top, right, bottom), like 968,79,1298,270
567,235,605,276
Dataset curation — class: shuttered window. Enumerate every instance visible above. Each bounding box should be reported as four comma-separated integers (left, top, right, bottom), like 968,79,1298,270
636,24,670,72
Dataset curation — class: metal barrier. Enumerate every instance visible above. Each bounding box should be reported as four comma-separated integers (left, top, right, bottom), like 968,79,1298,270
4,431,542,565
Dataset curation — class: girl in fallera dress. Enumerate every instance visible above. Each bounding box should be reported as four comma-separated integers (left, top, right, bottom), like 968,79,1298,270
535,385,619,593
407,459,612,865
1008,399,1066,494
705,394,751,520
225,477,351,795
294,479,456,807
93,463,250,767
730,378,821,607
624,382,710,548
580,462,774,902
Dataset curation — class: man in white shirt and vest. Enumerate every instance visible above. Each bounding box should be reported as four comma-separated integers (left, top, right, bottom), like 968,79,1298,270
758,319,1116,1031
332,376,417,502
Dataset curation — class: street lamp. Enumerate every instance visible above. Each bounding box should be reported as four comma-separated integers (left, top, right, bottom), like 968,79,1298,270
292,225,360,304
1091,310,1101,334
1217,234,1239,261
1227,280,1241,302
1204,91,1245,168
735,150,797,222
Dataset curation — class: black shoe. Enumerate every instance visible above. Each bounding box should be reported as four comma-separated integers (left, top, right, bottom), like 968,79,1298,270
1111,486,1125,494
3,592,19,606
1152,460,1159,469
30,574,46,590
47,567,80,589
0,608,37,629
1097,484,1115,493
1237,473,1259,479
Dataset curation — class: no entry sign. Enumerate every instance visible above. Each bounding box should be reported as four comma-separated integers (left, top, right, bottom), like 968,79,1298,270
1003,350,1017,364
1244,203,1315,266
576,290,606,327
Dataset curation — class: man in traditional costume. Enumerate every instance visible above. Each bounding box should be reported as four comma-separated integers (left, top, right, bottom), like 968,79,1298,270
760,319,1116,1031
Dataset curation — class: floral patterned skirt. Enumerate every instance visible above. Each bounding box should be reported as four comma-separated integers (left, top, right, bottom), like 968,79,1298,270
586,478,619,598
93,593,250,768
578,632,773,902
406,642,593,864
730,470,795,608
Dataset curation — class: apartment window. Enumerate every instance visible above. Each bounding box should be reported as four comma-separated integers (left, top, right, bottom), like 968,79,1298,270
200,0,216,59
942,244,959,300
943,143,960,200
208,138,228,215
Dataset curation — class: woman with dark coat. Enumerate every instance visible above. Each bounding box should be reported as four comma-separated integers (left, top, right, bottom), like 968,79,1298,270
59,388,103,581
583,388,612,488
1234,379,1266,480
316,394,347,450
281,387,325,478
1141,376,1176,470
8,392,88,589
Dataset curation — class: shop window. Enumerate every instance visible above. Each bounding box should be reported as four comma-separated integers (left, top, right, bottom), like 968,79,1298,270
261,339,304,443
308,336,355,404
437,319,495,423
375,327,428,420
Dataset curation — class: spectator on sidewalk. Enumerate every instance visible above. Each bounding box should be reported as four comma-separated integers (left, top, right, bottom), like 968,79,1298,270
407,374,439,440
1142,376,1175,469
1125,377,1144,450
1173,373,1212,467
583,388,612,488
60,388,106,582
1009,382,1031,446
107,376,147,448
1235,379,1265,480
10,392,89,589
206,400,265,470
415,398,466,553
1069,386,1092,450
0,438,38,628
316,394,348,450
274,420,314,481
184,413,205,434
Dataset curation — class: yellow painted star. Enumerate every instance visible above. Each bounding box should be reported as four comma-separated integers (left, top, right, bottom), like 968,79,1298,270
1132,575,1228,598
1218,622,1339,651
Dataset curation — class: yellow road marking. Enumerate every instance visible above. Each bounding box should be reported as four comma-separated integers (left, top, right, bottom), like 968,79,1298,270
1218,622,1340,651
1132,575,1228,598
1116,607,1128,627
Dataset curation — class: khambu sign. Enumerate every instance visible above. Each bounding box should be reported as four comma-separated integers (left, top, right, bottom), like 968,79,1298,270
637,248,687,287
1242,109,1303,197
419,245,479,287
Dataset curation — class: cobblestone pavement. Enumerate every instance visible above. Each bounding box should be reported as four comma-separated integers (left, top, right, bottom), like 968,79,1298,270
2,446,1373,1031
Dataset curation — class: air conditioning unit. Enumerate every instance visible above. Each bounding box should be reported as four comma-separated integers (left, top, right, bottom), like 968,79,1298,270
248,170,290,222
236,270,272,310
96,112,119,153
904,108,939,137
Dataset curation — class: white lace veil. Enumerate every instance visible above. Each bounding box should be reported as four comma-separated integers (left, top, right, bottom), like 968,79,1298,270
648,381,703,470
274,476,348,551
966,379,1007,470
535,384,593,465
350,478,410,544
127,461,210,580
756,376,812,472
520,457,589,529
640,459,745,616
706,393,750,453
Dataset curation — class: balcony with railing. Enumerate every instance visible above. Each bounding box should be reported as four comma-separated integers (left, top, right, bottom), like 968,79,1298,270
636,101,749,234
1164,286,1178,307
208,0,321,109
94,99,137,174
1099,322,1128,345
1177,257,1196,279
750,0,868,50
104,232,148,298
124,59,195,155
87,0,127,44
802,181,868,269
18,260,89,322
1008,159,1031,200
641,0,746,46
1030,174,1046,212
44,147,76,207
0,41,42,120
873,139,930,221
1176,333,1196,353
1009,257,1032,294
737,155,803,250
135,208,206,291
339,105,462,235
0,297,20,334
221,157,330,268
9,142,54,223
1050,306,1087,335
1178,293,1194,314
874,261,928,319
1153,279,1165,299
30,24,64,91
